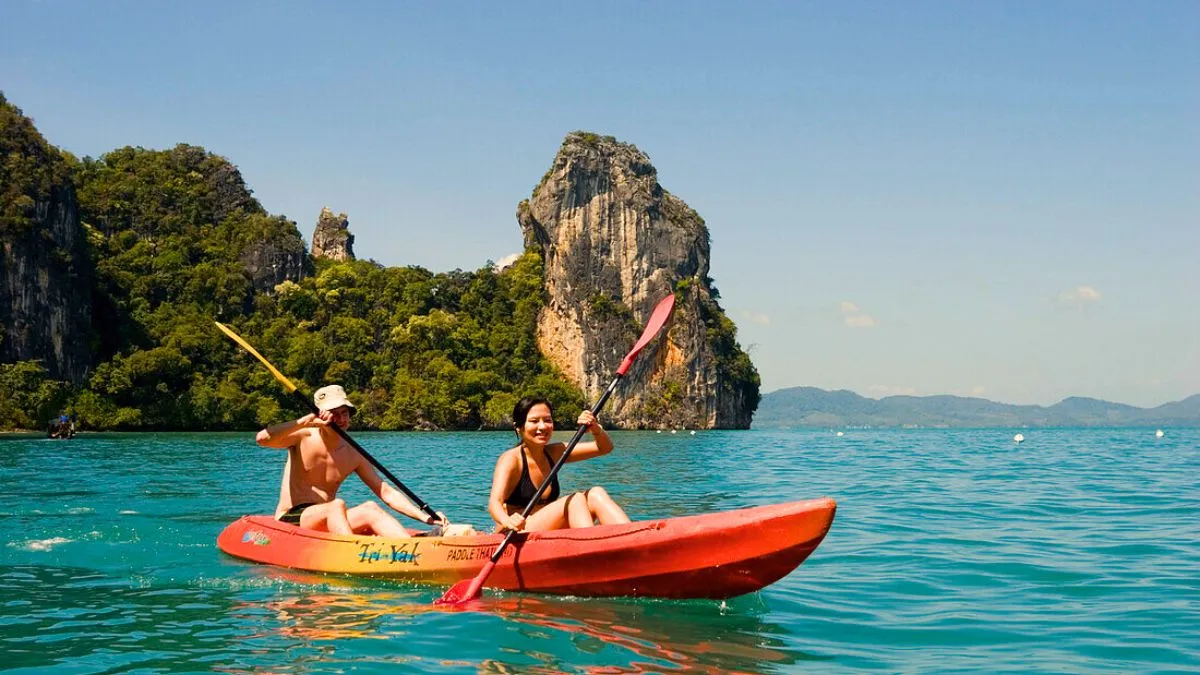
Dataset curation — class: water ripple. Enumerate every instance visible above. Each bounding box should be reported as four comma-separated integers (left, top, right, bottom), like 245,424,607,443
1,429,1197,673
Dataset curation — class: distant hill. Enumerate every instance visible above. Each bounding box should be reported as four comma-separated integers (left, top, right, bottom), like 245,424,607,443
754,387,1200,428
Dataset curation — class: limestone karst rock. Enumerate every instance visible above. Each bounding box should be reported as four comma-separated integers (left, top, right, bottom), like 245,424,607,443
0,93,93,383
518,132,759,429
239,215,310,294
311,207,355,262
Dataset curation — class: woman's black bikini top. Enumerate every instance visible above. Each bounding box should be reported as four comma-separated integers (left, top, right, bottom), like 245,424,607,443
504,446,561,507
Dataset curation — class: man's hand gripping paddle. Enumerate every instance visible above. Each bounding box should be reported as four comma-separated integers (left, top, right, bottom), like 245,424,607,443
215,321,442,524
435,294,675,605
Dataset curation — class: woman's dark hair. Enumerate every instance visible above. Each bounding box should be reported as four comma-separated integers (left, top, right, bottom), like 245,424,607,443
512,396,553,432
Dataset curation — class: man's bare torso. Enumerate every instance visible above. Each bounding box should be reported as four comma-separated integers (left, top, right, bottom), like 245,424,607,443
275,427,362,517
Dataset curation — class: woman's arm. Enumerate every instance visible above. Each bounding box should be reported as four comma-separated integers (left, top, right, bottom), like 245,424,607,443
560,410,613,463
488,450,525,531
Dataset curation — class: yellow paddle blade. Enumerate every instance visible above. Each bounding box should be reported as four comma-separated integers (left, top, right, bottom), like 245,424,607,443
215,322,298,393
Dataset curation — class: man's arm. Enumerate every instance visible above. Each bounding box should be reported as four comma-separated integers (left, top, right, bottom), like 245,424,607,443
256,413,323,449
355,461,447,525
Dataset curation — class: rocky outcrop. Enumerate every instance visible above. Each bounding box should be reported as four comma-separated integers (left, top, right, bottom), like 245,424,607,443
0,93,93,383
239,215,311,294
518,132,759,429
311,207,355,261
169,144,261,224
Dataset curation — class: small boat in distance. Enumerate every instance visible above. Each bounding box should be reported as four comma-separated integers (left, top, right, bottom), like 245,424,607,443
47,415,76,439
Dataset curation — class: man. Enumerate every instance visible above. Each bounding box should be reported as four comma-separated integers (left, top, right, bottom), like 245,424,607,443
256,384,447,536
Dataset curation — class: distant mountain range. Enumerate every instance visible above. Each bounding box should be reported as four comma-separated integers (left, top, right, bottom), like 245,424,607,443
754,387,1200,428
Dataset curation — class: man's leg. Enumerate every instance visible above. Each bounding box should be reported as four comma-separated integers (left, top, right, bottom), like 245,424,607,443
346,501,413,537
298,499,353,535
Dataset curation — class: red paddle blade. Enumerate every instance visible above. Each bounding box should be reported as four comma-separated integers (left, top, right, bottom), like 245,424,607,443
435,561,495,605
616,294,675,376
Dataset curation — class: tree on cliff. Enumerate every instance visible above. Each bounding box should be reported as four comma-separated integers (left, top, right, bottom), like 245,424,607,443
1,93,72,233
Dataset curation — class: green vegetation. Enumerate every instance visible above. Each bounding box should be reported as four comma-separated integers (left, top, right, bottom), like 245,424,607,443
1,98,756,432
6,243,580,431
640,374,687,423
0,361,71,431
0,136,584,431
570,131,617,147
587,293,633,323
0,92,73,236
694,285,760,409
227,249,583,431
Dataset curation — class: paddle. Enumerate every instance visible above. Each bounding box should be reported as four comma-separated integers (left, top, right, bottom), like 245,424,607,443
215,321,442,524
436,293,676,605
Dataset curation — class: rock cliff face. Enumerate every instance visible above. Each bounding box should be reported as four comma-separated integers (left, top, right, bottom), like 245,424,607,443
0,94,93,383
311,208,355,261
518,132,759,429
239,215,311,294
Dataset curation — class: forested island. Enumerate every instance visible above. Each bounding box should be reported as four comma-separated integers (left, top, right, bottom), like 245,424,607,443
0,93,760,431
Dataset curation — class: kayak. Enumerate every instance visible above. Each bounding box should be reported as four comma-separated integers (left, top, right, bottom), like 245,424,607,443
217,497,836,599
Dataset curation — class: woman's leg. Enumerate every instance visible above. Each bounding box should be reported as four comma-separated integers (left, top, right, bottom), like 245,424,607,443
520,497,574,531
564,492,596,528
584,486,631,525
298,499,353,534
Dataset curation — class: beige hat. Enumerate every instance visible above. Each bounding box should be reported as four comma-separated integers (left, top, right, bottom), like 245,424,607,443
313,385,356,413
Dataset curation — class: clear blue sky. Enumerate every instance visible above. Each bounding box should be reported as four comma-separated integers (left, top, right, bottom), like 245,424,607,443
3,1,1197,407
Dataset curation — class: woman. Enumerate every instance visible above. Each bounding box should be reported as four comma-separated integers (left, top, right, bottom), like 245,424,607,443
488,397,631,533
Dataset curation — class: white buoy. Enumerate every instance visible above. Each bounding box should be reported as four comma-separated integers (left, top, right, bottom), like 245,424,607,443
670,429,677,434
1155,429,1164,439
690,430,696,435
656,430,662,434
1013,433,1025,443
836,431,844,437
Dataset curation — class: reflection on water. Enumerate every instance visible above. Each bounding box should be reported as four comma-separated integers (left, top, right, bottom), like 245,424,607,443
231,568,408,643
256,592,396,642
225,567,825,674
477,594,825,674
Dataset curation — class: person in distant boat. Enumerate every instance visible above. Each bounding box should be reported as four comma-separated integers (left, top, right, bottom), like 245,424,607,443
256,384,447,536
487,396,631,533
47,415,75,439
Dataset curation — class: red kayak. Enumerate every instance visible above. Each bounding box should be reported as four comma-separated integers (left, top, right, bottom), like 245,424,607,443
217,497,836,599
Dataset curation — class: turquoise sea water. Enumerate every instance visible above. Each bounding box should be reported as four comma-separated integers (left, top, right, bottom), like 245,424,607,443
1,428,1196,673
